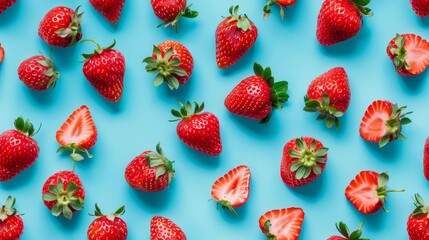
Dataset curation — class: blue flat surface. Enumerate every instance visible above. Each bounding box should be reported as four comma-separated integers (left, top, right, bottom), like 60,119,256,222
1,0,429,239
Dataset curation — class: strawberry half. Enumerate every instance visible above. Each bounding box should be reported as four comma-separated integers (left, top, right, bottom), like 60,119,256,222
150,216,187,240
259,207,304,240
89,0,125,24
424,137,429,181
211,165,251,216
0,43,4,63
263,0,296,19
387,33,429,76
0,196,24,240
407,193,429,240
327,221,368,240
87,204,127,240
17,52,60,91
345,171,404,214
359,100,412,148
56,105,97,167
410,0,429,18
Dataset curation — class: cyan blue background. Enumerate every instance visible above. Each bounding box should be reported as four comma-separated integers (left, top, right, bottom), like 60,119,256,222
0,0,428,239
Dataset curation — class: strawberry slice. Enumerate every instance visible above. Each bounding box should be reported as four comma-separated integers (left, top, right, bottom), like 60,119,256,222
258,207,304,240
211,165,251,216
56,105,97,166
359,100,412,148
0,44,4,63
345,171,404,214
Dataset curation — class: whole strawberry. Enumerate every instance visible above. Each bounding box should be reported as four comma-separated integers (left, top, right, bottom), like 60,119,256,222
263,0,296,19
280,137,328,188
0,0,16,14
304,67,351,129
0,117,40,182
151,0,198,32
327,221,368,240
224,62,289,124
387,33,429,76
150,216,186,240
316,0,372,46
407,194,429,240
410,0,429,17
17,52,60,91
38,6,83,47
0,196,24,240
143,40,193,90
216,5,258,69
0,43,4,63
42,170,85,220
87,204,127,240
82,39,125,102
90,0,125,24
125,143,175,192
170,101,222,156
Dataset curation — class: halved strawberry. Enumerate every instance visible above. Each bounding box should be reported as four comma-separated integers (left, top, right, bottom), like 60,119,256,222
211,165,251,216
387,34,429,76
359,100,412,148
345,171,404,214
0,44,4,63
56,105,97,167
258,207,304,240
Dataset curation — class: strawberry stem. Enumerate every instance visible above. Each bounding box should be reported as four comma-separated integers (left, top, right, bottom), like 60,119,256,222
81,39,116,60
263,0,285,20
56,5,83,47
375,172,404,212
216,200,238,217
157,4,198,32
304,93,344,129
288,138,328,180
0,196,21,222
170,101,204,121
350,0,373,17
145,143,175,182
226,5,252,31
89,203,125,221
14,116,40,137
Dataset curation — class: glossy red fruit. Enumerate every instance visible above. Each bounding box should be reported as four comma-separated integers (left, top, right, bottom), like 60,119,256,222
89,0,125,24
0,0,16,14
216,5,258,69
407,194,429,240
0,117,40,182
38,6,83,47
224,62,289,124
263,0,296,19
150,216,186,240
42,170,85,220
259,207,304,240
304,67,351,129
424,137,429,181
0,44,4,63
87,204,127,240
17,53,60,91
143,40,194,90
327,221,367,240
151,0,198,32
280,137,328,188
410,0,429,17
170,101,222,156
125,143,175,192
316,0,372,46
82,40,125,102
0,196,24,240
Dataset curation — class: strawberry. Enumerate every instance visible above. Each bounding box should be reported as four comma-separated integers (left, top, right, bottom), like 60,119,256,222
150,216,186,240
345,171,404,214
56,105,97,167
407,193,429,240
42,170,85,220
150,0,198,32
170,101,222,156
263,0,296,19
125,143,175,192
211,165,251,216
410,0,429,17
0,0,16,14
304,67,351,129
327,221,368,240
216,5,258,69
280,137,328,188
0,43,4,63
82,39,125,102
38,6,83,47
17,52,60,91
387,33,429,76
359,100,412,148
87,204,127,240
0,196,24,240
316,0,372,46
89,0,125,24
259,207,304,240
0,117,40,182
143,40,193,90
424,137,429,181
224,63,289,124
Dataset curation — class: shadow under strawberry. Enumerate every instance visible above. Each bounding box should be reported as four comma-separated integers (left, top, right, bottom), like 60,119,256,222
399,71,428,92
362,139,403,162
417,15,429,27
46,43,80,67
0,0,19,24
0,161,37,190
178,143,222,168
155,77,192,100
127,183,176,210
45,204,83,229
24,86,56,106
348,202,386,230
226,111,280,137
286,172,326,199
217,199,249,221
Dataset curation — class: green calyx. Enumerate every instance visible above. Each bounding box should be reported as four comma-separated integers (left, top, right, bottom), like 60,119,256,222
170,101,204,122
335,221,369,240
57,143,93,171
263,220,276,240
226,5,252,31
412,193,429,218
253,62,289,124
304,93,344,129
288,138,328,180
375,172,404,212
0,196,22,222
143,45,188,90
89,203,125,221
157,4,198,32
81,39,116,61
14,116,41,138
350,0,373,17
56,5,83,46
378,104,412,148
216,200,238,217
145,143,175,183
388,34,410,71
37,51,60,89
42,179,84,220
263,0,285,20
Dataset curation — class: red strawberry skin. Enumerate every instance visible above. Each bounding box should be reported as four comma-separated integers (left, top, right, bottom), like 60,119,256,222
83,49,125,102
327,237,347,240
151,0,186,23
410,0,429,17
89,0,125,24
156,41,194,85
407,212,429,240
150,216,186,240
87,215,128,240
0,130,39,182
0,44,4,63
258,207,304,240
424,137,429,181
17,55,58,91
0,215,23,240
0,0,16,14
